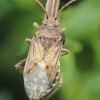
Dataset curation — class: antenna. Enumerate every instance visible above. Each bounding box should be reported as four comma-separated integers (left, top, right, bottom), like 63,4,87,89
35,0,48,16
57,0,76,15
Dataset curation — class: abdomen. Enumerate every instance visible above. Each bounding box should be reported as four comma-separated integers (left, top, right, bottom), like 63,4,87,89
23,62,52,100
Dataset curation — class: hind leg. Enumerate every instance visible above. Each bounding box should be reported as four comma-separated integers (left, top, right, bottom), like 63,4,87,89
30,98,43,100
44,72,62,100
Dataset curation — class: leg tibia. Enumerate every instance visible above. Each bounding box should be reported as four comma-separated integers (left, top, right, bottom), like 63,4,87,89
15,59,26,74
61,48,70,56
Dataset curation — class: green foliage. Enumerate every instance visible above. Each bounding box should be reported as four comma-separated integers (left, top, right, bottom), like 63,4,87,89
0,0,100,100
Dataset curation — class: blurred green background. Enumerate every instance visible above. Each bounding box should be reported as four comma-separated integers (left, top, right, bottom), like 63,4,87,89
0,0,100,100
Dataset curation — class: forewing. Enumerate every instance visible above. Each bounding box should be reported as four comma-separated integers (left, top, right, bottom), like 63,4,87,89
44,41,62,80
24,36,44,74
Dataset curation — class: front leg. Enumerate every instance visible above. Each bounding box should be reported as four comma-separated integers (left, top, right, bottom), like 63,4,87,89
15,59,26,74
25,22,40,45
25,38,31,44
33,22,40,29
61,48,70,56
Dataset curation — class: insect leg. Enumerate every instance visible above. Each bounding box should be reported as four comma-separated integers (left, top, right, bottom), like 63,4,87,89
45,81,62,100
44,73,62,100
61,48,70,56
25,38,31,44
15,59,26,74
33,22,40,29
41,96,44,100
29,99,39,100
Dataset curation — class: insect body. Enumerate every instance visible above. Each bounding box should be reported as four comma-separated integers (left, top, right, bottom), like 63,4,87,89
15,0,76,100
24,25,64,100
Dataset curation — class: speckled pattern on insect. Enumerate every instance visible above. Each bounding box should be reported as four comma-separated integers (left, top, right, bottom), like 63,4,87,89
24,61,52,99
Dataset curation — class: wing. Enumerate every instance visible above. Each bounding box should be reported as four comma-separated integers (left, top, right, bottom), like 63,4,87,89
23,34,62,81
23,36,44,74
44,41,62,81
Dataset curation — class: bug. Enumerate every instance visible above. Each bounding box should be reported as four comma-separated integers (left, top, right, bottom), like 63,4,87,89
15,0,76,100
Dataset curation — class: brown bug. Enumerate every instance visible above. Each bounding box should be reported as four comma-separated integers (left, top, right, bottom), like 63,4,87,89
15,0,76,100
